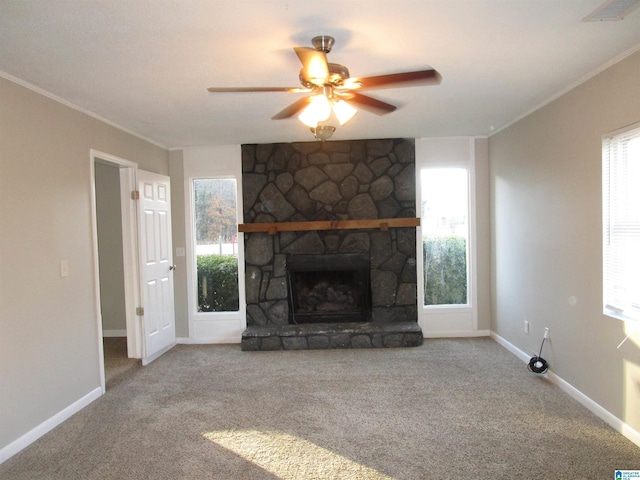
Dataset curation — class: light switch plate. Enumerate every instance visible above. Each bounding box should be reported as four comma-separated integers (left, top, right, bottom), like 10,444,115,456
60,260,69,277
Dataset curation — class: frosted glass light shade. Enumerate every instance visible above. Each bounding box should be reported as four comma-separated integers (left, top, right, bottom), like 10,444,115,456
332,100,357,125
298,95,331,128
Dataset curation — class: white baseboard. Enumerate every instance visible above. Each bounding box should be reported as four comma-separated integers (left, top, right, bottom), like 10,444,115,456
490,331,531,363
177,336,241,344
491,332,640,448
180,327,492,343
423,329,491,338
0,387,103,464
547,369,640,448
102,329,127,337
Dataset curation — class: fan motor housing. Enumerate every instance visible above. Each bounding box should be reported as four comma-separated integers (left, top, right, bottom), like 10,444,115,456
299,63,350,89
328,63,350,85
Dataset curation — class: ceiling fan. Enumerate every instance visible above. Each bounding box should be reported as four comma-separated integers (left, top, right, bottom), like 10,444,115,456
207,35,442,139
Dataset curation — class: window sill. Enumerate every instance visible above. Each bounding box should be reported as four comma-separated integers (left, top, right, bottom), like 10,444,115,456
422,305,473,314
604,308,640,324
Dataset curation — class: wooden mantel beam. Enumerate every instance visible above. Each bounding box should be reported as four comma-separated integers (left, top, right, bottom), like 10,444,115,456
238,218,420,235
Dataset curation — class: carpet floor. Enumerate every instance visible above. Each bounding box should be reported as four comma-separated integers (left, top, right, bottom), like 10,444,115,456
103,337,141,389
1,338,638,479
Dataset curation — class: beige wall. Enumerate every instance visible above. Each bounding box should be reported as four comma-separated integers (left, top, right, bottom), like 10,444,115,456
490,50,640,434
0,77,168,450
169,149,189,338
95,162,126,333
475,137,491,332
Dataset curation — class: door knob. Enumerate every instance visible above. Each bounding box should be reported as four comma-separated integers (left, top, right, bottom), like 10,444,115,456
169,265,177,271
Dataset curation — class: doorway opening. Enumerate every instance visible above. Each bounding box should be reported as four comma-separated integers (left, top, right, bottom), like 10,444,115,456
91,151,177,391
91,151,142,392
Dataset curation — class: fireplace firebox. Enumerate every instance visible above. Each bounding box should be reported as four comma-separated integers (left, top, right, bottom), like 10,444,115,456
286,253,372,324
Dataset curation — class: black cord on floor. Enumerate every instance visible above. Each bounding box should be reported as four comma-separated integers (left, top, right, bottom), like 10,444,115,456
528,337,549,374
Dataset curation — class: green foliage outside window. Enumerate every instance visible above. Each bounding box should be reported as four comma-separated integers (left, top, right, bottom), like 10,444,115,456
197,254,239,312
423,236,467,305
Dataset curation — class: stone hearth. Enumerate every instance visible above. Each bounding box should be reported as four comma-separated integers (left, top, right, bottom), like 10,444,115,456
241,138,422,350
242,322,423,351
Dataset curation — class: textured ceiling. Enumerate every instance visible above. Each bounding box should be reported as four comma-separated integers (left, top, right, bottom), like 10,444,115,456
1,0,639,148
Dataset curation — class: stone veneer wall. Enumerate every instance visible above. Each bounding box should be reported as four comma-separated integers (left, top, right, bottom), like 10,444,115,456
242,138,417,326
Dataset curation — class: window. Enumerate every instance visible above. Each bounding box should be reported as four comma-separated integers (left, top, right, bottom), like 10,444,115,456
603,124,640,322
420,168,469,306
193,178,239,312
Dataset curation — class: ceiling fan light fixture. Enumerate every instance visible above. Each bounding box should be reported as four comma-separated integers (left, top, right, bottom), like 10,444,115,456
332,100,358,126
311,125,336,141
208,36,442,136
298,94,331,128
298,110,318,128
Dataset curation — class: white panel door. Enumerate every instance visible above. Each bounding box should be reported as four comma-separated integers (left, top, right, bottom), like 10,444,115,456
138,170,176,365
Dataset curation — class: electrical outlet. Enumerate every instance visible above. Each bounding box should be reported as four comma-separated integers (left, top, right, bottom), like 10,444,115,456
544,327,550,339
524,321,529,335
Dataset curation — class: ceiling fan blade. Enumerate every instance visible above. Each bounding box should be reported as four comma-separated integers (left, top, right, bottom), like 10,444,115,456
347,69,442,90
294,46,329,86
207,86,310,93
271,96,314,120
342,92,397,115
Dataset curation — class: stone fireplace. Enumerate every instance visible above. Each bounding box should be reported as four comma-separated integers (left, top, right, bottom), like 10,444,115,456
240,138,422,350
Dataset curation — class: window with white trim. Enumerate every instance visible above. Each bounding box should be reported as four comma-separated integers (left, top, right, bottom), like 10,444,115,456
603,123,640,322
420,167,470,306
192,178,239,312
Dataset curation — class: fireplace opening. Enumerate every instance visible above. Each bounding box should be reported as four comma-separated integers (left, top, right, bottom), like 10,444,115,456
287,253,372,324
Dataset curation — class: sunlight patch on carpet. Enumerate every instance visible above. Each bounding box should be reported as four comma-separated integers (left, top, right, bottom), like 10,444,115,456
203,430,393,479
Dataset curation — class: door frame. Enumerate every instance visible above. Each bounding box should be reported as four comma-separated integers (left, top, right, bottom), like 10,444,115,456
90,149,142,393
